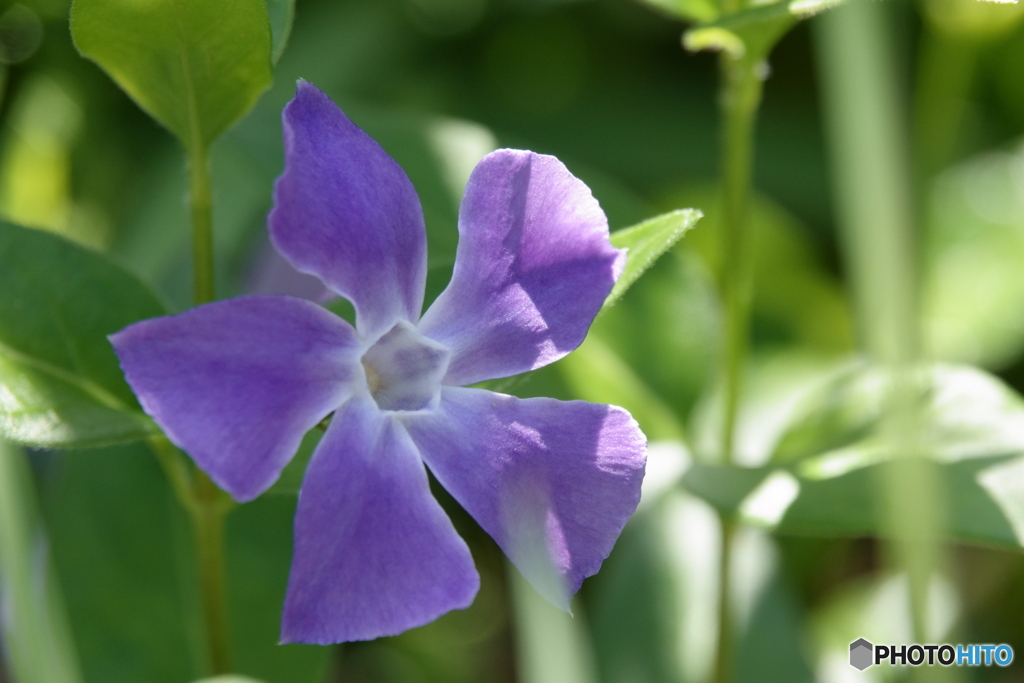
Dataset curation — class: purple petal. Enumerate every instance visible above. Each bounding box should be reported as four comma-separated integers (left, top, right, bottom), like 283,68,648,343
110,296,358,502
269,81,427,338
401,387,645,608
418,150,624,386
282,396,479,644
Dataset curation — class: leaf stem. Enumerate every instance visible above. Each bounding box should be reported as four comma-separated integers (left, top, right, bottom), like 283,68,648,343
713,49,764,683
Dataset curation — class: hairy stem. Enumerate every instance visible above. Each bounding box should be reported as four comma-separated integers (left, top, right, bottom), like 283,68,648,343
712,51,764,683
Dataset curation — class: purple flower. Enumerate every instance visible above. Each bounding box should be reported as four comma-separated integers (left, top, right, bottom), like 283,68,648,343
110,82,647,644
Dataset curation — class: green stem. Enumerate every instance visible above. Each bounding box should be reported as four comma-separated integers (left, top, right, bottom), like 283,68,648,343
718,52,763,466
712,50,764,683
185,143,233,673
189,145,215,306
913,28,979,189
712,519,736,683
193,471,233,675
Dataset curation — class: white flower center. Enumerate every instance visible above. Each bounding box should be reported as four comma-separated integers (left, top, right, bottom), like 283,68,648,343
360,320,450,412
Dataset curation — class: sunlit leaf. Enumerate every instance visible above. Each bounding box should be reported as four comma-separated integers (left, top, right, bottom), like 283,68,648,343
591,449,814,683
70,0,273,154
923,0,1024,39
635,0,719,24
0,221,164,447
683,362,1024,550
923,139,1024,369
681,0,844,62
606,208,701,310
509,567,598,683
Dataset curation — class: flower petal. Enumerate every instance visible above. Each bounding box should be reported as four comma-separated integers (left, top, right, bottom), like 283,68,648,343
401,387,645,609
110,296,358,502
418,150,623,385
282,396,479,644
269,81,427,338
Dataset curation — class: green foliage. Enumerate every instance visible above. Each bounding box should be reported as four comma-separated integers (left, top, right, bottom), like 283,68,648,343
0,222,164,447
635,0,719,24
43,443,329,683
558,336,687,442
606,208,702,309
669,184,854,353
266,0,296,63
0,441,81,683
590,453,815,683
923,140,1024,369
683,362,1024,550
70,0,273,155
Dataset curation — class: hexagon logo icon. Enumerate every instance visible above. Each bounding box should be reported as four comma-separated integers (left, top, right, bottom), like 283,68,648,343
850,638,873,670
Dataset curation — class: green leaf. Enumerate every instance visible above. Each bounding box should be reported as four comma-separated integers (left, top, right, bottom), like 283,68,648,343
591,445,813,683
0,221,165,447
70,0,273,154
0,441,82,683
635,0,720,24
923,140,1024,369
683,463,771,516
266,0,296,64
558,336,686,442
43,443,329,683
606,208,701,310
681,0,844,62
682,362,1024,550
666,183,855,353
509,567,598,683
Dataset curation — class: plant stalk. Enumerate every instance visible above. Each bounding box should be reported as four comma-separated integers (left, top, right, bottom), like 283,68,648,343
189,146,215,306
186,144,233,674
718,52,763,467
193,471,233,675
814,1,943,654
713,50,764,683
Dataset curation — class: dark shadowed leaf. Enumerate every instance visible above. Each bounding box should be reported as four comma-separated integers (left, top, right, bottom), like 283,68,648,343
43,443,329,683
267,0,296,63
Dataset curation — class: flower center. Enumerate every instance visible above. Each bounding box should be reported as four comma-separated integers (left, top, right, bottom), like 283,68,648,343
360,320,450,412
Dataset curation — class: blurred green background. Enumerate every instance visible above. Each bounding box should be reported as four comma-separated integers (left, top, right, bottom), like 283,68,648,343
3,0,1024,681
